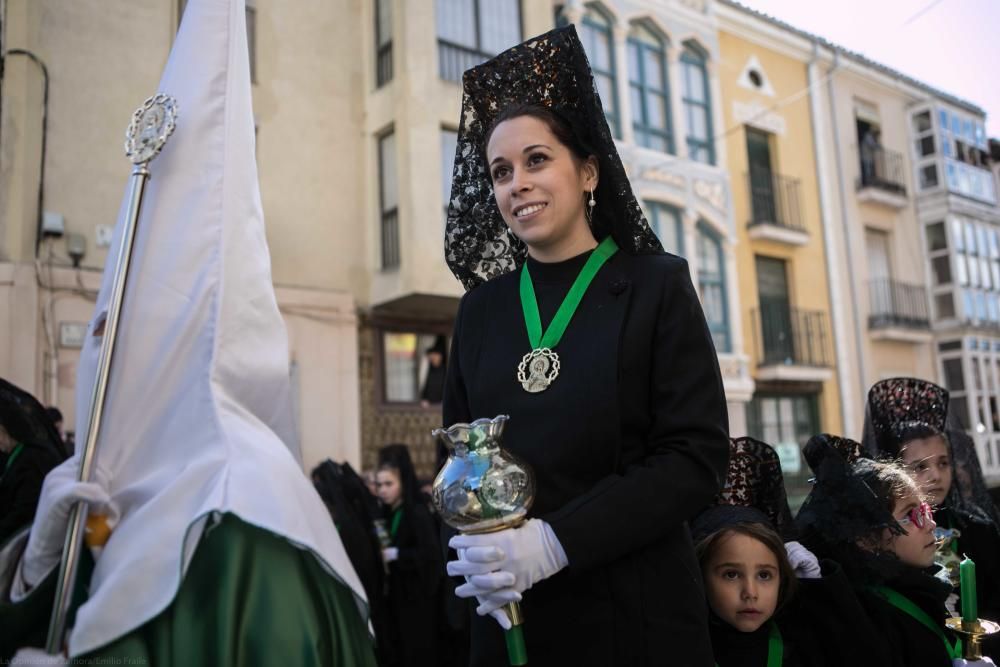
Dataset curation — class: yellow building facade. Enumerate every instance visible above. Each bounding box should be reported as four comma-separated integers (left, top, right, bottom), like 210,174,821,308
716,10,843,503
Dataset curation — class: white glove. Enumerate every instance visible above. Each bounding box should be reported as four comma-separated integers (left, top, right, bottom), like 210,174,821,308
382,547,399,563
22,457,117,588
954,659,996,666
448,518,568,629
785,541,822,579
12,647,69,665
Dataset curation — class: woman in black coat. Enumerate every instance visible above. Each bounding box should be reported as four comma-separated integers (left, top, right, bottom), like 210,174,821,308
440,26,729,667
376,445,443,667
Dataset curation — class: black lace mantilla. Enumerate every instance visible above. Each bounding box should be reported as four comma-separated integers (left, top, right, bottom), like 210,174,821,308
692,437,797,541
444,25,662,291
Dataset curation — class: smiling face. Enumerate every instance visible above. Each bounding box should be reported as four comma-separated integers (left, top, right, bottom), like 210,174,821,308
899,435,953,506
885,490,938,568
703,531,781,633
486,115,598,262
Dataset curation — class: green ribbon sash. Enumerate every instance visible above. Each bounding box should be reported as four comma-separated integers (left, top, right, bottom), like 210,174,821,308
389,507,403,541
714,621,783,667
870,585,962,659
519,236,619,350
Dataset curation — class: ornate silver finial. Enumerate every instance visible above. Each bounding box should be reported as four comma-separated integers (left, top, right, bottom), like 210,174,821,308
125,94,178,165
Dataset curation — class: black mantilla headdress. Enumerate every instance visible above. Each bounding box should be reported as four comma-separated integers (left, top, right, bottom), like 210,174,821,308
444,25,662,291
692,437,796,542
863,377,948,456
795,434,911,583
0,378,65,459
862,377,1000,531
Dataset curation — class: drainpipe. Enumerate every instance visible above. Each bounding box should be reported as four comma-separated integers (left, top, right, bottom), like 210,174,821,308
808,42,862,436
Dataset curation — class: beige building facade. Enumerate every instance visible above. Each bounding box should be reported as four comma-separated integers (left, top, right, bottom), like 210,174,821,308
2,0,755,480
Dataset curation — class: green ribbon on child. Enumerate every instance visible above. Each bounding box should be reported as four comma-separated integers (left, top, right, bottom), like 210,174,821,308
870,585,962,659
714,621,783,667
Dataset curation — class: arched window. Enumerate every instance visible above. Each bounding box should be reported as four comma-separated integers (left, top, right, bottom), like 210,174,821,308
580,6,620,138
681,44,714,165
697,222,729,352
627,22,672,152
643,200,683,256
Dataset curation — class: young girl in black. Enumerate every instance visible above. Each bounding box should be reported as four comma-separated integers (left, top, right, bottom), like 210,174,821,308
694,437,888,667
796,434,994,667
865,378,1000,659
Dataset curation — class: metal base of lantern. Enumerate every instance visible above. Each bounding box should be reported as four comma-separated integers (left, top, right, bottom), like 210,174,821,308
946,617,1000,659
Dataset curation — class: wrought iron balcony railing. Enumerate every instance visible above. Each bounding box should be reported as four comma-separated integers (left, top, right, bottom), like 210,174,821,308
751,304,831,368
867,279,930,329
746,167,805,232
858,144,907,195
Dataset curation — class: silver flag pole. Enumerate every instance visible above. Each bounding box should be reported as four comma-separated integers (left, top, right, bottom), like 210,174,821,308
46,94,177,654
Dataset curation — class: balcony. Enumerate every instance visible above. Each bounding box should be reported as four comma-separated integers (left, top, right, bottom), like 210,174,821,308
867,279,932,343
746,168,808,246
751,305,833,382
438,40,490,83
857,145,908,209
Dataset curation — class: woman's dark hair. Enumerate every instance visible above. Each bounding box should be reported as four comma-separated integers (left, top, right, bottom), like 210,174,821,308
852,458,922,527
485,103,598,166
483,103,611,239
696,522,799,615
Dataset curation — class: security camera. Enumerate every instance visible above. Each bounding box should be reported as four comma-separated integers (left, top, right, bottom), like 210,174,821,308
66,233,86,268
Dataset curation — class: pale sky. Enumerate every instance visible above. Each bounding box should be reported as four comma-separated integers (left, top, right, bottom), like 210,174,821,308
737,0,1000,138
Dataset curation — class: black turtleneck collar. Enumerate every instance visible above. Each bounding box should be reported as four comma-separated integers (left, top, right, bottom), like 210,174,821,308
524,246,596,285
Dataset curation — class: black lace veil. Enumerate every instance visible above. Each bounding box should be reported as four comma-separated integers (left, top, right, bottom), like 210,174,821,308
444,25,662,291
861,377,1000,532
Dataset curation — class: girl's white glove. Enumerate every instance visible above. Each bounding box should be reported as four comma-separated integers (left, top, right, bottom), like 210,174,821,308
785,540,822,579
953,659,996,666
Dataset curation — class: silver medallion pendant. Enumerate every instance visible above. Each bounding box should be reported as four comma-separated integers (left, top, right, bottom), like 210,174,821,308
517,348,560,393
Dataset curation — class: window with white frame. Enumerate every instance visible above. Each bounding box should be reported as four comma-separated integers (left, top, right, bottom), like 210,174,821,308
697,222,730,353
379,129,400,269
925,220,956,320
435,0,521,82
627,23,672,152
911,109,938,191
681,44,714,165
643,200,683,255
580,6,620,139
937,337,1000,473
936,215,1000,326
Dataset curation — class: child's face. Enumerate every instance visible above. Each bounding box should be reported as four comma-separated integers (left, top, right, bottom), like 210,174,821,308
376,469,402,508
884,491,937,568
704,532,780,633
899,436,952,506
